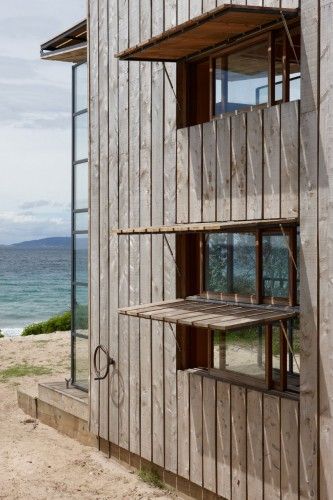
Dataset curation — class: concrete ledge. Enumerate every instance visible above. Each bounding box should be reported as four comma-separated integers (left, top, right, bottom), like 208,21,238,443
17,383,96,449
38,382,89,421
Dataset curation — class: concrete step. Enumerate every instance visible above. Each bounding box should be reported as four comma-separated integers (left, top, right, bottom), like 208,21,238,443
17,381,96,448
38,381,89,421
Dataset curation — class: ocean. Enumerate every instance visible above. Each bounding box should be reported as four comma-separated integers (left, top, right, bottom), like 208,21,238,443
0,247,71,337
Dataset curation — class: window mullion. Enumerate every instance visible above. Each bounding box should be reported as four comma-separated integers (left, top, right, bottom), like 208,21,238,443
256,229,262,305
265,323,273,389
282,32,290,103
280,320,288,391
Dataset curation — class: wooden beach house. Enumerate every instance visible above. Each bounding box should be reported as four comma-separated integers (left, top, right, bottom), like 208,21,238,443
37,1,333,498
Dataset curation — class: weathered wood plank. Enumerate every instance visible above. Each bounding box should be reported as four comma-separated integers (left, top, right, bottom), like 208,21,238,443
263,105,281,219
281,399,299,500
281,101,299,219
98,0,109,442
118,0,129,451
165,0,177,29
203,0,216,12
164,62,177,226
264,394,280,500
216,381,231,499
177,127,189,223
216,116,231,221
128,0,141,457
140,317,152,461
108,0,119,446
190,373,203,487
247,109,263,220
202,121,217,222
231,385,246,499
319,2,333,498
152,320,164,467
89,0,100,437
231,113,247,221
247,390,263,500
190,0,203,17
152,235,164,467
178,370,190,479
177,0,189,24
139,0,152,463
203,377,216,493
299,0,319,497
189,124,203,223
164,322,177,473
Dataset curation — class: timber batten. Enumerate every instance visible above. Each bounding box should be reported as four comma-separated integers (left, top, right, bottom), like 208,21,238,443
113,217,298,235
119,299,296,330
116,4,299,62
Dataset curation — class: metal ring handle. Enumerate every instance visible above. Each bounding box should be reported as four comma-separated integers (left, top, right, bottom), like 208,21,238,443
93,345,115,381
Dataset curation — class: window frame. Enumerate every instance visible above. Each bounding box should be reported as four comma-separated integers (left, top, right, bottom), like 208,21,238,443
206,321,292,393
177,21,300,128
200,225,298,307
71,61,89,393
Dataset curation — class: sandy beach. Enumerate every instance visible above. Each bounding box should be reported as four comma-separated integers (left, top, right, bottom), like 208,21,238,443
0,332,175,500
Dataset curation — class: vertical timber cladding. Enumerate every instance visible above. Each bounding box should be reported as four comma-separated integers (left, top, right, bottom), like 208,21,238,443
88,0,303,499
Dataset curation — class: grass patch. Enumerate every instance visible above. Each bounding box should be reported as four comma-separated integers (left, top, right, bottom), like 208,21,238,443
21,311,71,336
0,364,52,382
138,468,165,490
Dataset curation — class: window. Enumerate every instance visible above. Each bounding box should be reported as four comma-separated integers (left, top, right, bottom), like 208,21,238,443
209,320,299,393
72,61,88,391
177,23,300,128
176,224,300,394
203,226,298,305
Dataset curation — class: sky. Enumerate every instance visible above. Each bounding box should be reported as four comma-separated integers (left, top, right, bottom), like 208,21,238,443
0,1,86,244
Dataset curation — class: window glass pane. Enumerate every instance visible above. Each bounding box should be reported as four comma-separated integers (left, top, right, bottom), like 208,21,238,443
272,323,281,384
215,41,269,115
74,234,88,283
205,232,256,295
262,233,289,298
289,26,301,102
275,35,284,102
73,335,88,388
74,113,88,161
213,327,265,380
74,63,87,112
74,162,88,210
296,228,300,304
287,317,300,392
74,285,88,335
74,211,88,232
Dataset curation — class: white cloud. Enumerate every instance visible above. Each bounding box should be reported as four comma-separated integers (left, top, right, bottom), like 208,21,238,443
0,211,70,245
0,0,85,244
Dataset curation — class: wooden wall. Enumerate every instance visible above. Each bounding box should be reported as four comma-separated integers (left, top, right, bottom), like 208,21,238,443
177,102,300,224
87,1,310,499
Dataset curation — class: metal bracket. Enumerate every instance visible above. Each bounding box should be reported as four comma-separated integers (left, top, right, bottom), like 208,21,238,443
93,345,115,381
65,377,72,389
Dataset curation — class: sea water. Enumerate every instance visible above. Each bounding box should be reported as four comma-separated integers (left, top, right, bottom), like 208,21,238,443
0,247,71,336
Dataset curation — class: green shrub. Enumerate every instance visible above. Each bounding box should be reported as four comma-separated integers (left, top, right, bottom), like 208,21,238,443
0,330,4,339
21,311,71,336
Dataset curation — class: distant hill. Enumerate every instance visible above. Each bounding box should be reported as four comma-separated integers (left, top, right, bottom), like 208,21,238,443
10,237,72,249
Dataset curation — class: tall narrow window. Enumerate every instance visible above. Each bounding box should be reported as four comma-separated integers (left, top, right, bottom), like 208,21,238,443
72,61,88,391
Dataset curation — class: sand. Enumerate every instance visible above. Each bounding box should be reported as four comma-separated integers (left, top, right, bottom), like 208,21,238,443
0,332,176,500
